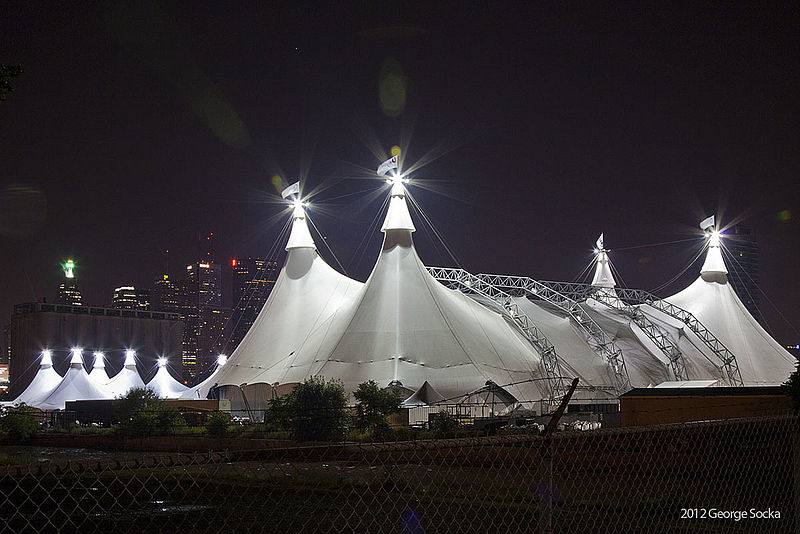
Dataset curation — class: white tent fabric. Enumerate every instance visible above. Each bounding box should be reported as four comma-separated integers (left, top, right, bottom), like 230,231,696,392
8,352,63,407
87,353,112,394
146,360,189,399
203,204,363,395
512,298,618,400
402,380,446,407
104,352,146,398
663,248,795,385
181,356,226,399
37,354,109,410
591,235,616,288
581,302,673,387
244,183,549,402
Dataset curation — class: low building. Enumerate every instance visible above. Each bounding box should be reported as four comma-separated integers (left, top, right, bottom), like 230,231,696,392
619,386,791,426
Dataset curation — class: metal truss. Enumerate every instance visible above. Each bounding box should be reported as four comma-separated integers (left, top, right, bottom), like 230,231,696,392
607,287,743,387
426,266,569,403
475,273,631,394
533,281,743,386
536,281,691,382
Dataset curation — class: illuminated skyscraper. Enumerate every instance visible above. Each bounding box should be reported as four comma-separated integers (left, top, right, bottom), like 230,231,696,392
231,257,278,350
181,257,226,383
112,287,137,309
56,259,83,306
151,275,180,313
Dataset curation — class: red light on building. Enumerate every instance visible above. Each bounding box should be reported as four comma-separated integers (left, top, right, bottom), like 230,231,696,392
231,258,237,267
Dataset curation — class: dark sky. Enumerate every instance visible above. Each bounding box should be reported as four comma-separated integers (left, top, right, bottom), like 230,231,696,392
2,2,798,342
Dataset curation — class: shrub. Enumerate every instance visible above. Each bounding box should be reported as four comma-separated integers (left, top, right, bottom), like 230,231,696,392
353,380,403,434
284,376,349,441
206,410,232,437
429,410,460,439
116,388,183,437
782,360,800,413
0,403,40,443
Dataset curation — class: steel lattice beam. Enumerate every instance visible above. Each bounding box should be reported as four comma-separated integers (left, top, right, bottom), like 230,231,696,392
477,273,631,394
426,266,570,403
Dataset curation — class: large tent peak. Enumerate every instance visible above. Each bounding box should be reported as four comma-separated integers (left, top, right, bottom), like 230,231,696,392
700,219,728,278
285,201,317,251
381,180,415,233
591,233,616,288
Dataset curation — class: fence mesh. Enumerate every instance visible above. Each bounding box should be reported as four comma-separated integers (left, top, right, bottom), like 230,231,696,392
0,413,796,533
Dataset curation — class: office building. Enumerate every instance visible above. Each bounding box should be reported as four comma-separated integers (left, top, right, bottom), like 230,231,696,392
230,257,278,350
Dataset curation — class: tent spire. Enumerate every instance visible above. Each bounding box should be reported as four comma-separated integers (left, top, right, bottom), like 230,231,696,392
699,216,728,277
69,348,84,367
591,233,616,288
285,200,317,250
381,177,415,232
92,352,105,369
40,350,54,367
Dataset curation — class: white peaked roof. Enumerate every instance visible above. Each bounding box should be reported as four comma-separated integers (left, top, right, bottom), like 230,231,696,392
37,353,109,410
105,352,146,398
11,352,63,407
259,183,548,402
147,360,189,399
88,353,112,392
403,381,446,406
662,230,795,385
591,234,616,288
285,202,316,250
700,228,728,275
204,204,363,394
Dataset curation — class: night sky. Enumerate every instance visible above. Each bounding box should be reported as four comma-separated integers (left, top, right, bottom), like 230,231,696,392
2,2,798,343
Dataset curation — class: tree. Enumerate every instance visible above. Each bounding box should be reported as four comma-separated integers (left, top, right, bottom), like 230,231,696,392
0,64,23,101
0,403,39,443
782,360,800,413
353,380,403,434
116,387,182,437
284,376,349,441
430,410,460,439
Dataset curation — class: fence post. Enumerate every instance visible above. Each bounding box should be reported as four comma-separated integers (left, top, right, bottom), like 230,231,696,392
539,378,579,534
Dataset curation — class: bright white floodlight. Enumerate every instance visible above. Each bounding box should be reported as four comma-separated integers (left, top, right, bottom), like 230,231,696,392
157,357,168,368
124,350,136,366
70,348,84,364
216,354,228,366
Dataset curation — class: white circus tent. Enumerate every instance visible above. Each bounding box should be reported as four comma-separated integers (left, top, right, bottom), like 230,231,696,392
146,358,189,399
245,179,550,403
37,350,109,410
104,350,146,398
7,350,63,407
654,222,796,385
202,200,363,398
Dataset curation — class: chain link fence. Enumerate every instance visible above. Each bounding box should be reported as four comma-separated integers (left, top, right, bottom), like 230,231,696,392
0,411,796,533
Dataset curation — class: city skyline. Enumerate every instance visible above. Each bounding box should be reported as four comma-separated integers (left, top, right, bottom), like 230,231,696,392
1,3,798,343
